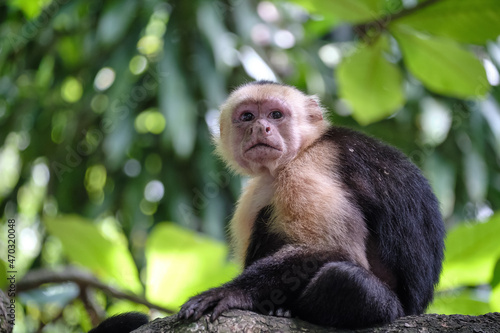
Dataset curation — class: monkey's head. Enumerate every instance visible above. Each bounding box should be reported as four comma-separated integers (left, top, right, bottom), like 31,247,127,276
216,81,328,177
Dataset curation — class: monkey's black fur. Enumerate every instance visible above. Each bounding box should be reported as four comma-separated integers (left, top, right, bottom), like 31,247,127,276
244,206,287,267
324,127,444,316
93,81,444,330
89,312,148,333
179,126,444,329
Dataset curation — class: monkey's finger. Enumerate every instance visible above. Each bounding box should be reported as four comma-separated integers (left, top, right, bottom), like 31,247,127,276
210,299,231,322
180,306,205,321
179,298,204,319
275,308,292,317
191,301,214,321
178,306,193,320
181,294,222,321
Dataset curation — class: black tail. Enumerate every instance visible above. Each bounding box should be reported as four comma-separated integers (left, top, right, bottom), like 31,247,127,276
89,312,149,333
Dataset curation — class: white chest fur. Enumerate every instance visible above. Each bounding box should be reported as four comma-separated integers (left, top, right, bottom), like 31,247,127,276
229,176,275,264
229,141,368,269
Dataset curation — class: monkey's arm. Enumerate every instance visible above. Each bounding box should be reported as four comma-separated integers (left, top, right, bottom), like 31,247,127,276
179,244,403,328
178,246,334,322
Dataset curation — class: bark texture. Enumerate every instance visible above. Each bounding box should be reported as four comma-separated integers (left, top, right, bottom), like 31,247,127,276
131,310,500,333
0,290,12,333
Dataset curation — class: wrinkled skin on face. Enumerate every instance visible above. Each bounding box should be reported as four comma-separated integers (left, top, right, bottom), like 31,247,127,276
231,98,298,175
217,83,327,177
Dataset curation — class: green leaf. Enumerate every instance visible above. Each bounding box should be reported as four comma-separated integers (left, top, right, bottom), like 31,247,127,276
43,215,142,294
7,0,52,19
0,260,7,289
145,223,239,310
391,25,489,98
438,213,500,290
106,300,149,317
393,0,500,45
290,0,386,24
491,259,500,289
337,35,404,125
428,289,491,315
35,55,55,90
492,284,500,312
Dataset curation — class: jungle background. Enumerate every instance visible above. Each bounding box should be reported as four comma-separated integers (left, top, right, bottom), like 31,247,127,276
0,0,500,332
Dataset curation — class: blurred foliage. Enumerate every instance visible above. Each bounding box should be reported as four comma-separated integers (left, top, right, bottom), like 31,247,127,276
0,0,499,331
44,215,143,294
145,223,239,310
430,213,500,314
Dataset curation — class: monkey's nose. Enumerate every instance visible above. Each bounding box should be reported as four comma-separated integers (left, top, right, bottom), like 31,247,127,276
248,123,272,136
259,124,272,136
256,120,272,135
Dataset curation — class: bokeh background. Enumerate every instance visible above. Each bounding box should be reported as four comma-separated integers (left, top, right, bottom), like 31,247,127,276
1,0,500,332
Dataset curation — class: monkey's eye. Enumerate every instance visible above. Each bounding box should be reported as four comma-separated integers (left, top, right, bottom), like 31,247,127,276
270,110,283,119
240,112,255,122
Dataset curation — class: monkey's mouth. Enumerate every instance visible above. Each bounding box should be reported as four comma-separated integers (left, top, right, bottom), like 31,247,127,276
246,143,280,152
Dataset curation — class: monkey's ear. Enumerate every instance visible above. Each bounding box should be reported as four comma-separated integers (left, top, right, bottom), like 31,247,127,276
306,96,324,123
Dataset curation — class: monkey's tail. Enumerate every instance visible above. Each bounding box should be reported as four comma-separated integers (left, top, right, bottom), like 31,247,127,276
88,312,149,333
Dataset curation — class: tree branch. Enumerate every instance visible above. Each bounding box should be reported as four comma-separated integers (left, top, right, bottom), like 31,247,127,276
0,290,12,333
388,0,441,23
132,310,500,333
16,267,174,315
79,285,103,326
353,0,442,41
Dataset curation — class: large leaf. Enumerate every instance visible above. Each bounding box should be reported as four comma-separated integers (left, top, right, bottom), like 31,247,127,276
337,35,404,125
393,0,500,45
290,0,386,24
145,223,239,310
438,213,500,290
391,25,489,98
44,215,142,294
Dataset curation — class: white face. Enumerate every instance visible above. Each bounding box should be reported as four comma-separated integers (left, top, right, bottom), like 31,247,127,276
232,97,300,175
217,83,327,177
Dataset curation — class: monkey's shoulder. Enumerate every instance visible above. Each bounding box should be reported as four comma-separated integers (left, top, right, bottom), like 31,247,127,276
316,126,425,184
320,126,408,162
311,126,437,212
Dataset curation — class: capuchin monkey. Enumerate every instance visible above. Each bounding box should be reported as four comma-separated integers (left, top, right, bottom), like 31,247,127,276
91,81,444,331
178,81,445,329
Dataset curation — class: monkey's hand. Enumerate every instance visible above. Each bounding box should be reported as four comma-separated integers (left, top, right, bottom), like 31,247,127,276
178,285,254,322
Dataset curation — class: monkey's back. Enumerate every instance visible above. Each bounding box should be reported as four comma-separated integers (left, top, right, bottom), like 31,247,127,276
321,126,445,315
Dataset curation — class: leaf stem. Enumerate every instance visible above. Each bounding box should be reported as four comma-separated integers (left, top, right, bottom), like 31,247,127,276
353,0,442,41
